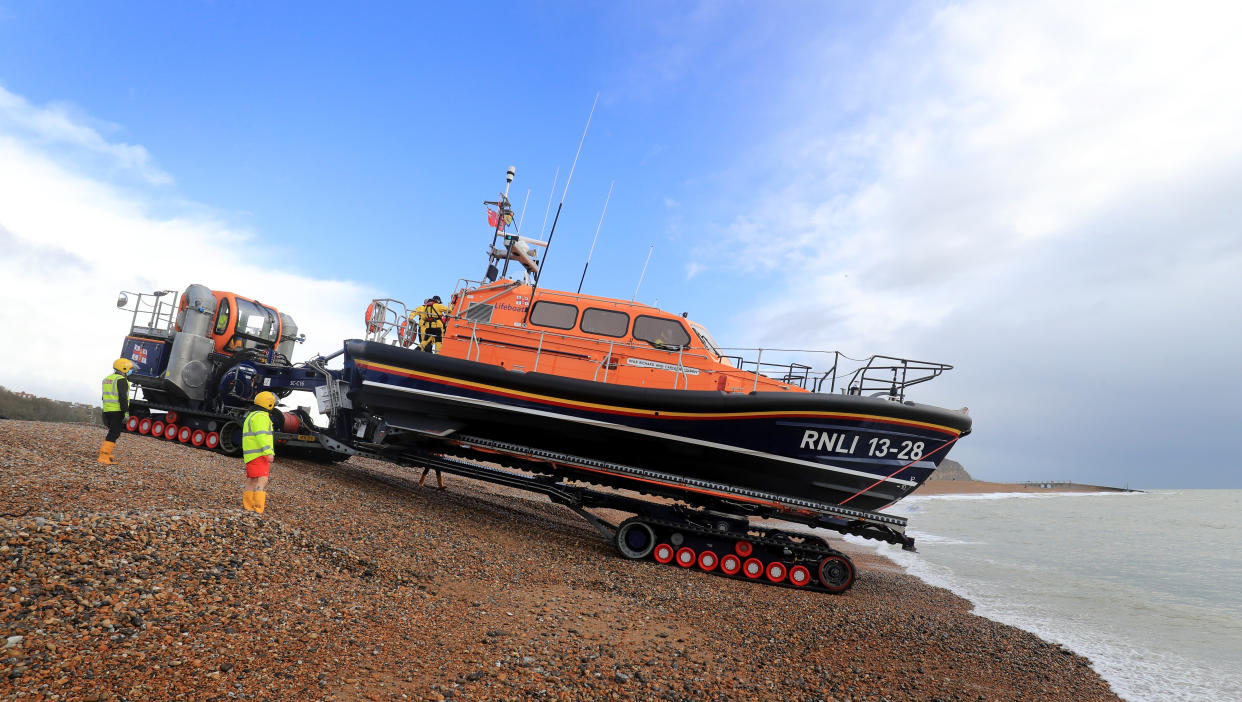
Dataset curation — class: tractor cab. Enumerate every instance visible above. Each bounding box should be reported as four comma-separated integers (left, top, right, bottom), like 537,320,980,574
193,292,287,357
117,284,302,406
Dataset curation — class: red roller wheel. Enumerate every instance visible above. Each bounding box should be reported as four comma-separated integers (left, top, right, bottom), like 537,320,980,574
675,547,696,568
151,420,165,438
742,557,764,579
205,432,220,450
735,541,753,557
191,429,206,447
178,426,192,443
138,418,152,435
164,423,179,440
818,555,856,593
697,550,718,571
720,554,742,575
765,561,787,583
125,416,140,432
165,411,179,425
789,565,812,587
653,543,675,564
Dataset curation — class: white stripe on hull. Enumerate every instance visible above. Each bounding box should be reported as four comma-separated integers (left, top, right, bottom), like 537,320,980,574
361,379,918,487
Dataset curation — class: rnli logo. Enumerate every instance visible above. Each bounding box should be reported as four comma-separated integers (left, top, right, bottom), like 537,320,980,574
131,347,148,365
799,430,859,454
799,429,927,460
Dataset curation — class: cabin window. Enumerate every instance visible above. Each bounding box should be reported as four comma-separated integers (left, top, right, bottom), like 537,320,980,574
529,301,578,330
580,308,629,338
213,299,231,336
633,315,691,349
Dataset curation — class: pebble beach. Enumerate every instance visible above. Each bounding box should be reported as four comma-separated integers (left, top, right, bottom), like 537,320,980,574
0,420,1121,701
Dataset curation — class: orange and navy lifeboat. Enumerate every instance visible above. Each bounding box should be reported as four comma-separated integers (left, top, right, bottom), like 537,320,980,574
342,168,968,513
343,280,970,513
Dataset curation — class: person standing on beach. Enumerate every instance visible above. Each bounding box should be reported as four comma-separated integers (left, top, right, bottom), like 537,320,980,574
98,358,133,465
419,466,445,490
241,391,277,514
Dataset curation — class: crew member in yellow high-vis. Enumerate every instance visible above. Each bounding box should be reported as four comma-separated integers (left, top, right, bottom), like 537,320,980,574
412,295,451,353
241,391,277,514
99,359,133,464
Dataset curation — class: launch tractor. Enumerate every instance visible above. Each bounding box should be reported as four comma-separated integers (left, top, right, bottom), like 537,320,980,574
115,284,344,460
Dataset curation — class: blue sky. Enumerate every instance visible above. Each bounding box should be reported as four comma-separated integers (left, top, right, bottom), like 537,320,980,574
2,1,1240,488
0,2,898,304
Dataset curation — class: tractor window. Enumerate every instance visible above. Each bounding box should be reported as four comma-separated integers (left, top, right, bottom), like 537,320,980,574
633,316,691,349
233,299,280,344
580,308,629,338
529,301,578,330
213,299,231,335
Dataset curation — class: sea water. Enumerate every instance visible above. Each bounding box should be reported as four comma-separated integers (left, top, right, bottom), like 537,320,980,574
852,490,1242,702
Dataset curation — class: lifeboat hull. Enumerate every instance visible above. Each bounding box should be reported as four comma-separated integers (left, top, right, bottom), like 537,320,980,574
343,340,971,512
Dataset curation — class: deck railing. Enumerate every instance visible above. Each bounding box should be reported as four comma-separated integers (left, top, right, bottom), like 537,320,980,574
363,298,414,346
364,298,953,400
118,289,180,338
719,350,953,400
455,318,952,399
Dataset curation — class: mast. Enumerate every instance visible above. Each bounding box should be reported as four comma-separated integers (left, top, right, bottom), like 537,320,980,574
632,245,654,302
516,188,531,232
538,167,559,239
577,179,614,295
525,92,599,322
484,166,517,282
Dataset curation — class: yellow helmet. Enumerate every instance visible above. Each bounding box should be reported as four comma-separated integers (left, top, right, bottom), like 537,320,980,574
253,391,277,411
113,358,134,374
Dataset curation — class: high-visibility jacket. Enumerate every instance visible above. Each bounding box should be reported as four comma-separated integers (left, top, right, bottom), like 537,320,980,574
414,303,450,331
242,410,275,463
101,373,128,413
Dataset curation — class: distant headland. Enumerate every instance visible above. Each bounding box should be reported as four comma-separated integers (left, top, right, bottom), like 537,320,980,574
925,459,1140,494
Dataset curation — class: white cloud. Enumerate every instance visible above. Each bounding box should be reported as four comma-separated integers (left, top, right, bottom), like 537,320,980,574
0,85,172,185
0,91,376,406
716,0,1242,486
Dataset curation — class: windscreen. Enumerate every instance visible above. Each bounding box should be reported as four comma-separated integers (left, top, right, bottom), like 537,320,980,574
233,298,280,343
689,322,732,366
689,322,722,357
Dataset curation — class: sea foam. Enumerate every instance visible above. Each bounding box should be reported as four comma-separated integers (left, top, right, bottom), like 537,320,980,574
849,490,1242,702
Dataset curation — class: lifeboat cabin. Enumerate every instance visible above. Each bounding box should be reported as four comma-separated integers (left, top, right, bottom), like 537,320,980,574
440,280,798,395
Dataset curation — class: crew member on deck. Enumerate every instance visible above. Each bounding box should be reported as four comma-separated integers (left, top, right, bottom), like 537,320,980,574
242,391,277,514
99,359,133,465
413,295,450,353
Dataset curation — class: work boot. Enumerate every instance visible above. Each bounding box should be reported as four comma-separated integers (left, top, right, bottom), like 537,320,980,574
97,441,115,465
253,491,266,514
243,491,255,512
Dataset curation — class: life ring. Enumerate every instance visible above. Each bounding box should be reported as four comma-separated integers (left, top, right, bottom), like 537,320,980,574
398,319,416,347
364,302,384,334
